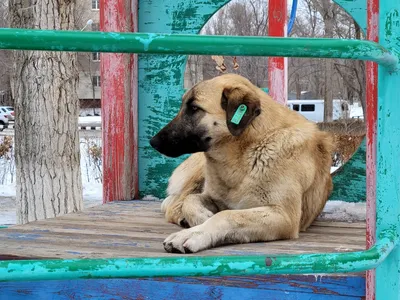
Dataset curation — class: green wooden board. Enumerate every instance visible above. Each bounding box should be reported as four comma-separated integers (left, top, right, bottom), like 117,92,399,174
330,140,366,202
138,0,231,198
137,0,368,203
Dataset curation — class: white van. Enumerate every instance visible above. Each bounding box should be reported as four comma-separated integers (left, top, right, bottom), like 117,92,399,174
287,99,349,122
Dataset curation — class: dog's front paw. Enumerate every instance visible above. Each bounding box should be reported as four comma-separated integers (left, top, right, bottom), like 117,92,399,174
163,227,213,254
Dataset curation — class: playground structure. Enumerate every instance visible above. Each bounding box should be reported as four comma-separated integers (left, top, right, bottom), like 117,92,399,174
0,0,399,299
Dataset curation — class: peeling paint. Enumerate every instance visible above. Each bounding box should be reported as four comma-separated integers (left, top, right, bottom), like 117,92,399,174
0,229,396,282
330,140,366,202
375,3,400,298
135,33,166,51
137,0,230,197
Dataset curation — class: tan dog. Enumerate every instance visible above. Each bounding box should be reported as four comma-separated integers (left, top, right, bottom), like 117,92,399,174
150,74,333,254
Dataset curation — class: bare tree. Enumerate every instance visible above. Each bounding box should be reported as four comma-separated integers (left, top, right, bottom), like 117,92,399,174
0,2,12,105
185,0,269,88
334,20,366,117
308,0,337,121
9,0,83,224
185,0,366,120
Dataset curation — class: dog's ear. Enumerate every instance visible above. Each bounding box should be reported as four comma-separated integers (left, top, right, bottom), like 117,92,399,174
221,85,261,136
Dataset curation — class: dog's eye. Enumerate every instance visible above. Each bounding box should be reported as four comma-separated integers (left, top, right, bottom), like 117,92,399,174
189,104,200,112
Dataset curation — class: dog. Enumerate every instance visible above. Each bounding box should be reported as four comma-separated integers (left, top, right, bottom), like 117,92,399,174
150,74,333,254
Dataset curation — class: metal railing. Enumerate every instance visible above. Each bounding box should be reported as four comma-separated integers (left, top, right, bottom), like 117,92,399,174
0,29,398,70
0,28,398,282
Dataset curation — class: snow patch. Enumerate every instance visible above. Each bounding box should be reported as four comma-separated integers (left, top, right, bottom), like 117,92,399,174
0,183,15,198
78,116,101,124
318,201,366,222
142,195,161,201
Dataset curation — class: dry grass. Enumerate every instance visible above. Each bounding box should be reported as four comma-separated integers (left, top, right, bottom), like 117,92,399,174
318,119,366,166
0,136,13,158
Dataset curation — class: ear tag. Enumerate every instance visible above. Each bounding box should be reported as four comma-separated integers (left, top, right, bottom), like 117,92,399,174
231,104,247,125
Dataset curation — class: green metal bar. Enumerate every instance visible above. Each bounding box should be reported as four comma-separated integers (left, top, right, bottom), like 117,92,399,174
0,29,398,70
0,229,397,282
0,28,398,283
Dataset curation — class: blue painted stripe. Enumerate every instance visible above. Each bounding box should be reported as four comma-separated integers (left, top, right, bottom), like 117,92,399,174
0,276,365,300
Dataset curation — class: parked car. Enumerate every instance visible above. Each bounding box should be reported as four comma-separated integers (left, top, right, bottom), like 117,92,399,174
287,99,350,122
0,109,10,132
0,106,14,122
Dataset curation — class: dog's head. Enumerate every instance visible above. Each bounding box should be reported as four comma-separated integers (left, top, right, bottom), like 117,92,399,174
150,74,262,158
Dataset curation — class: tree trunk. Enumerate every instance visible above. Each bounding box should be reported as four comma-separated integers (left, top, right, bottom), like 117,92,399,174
310,0,335,122
324,58,334,122
322,3,334,122
354,21,366,119
295,73,301,99
10,0,83,224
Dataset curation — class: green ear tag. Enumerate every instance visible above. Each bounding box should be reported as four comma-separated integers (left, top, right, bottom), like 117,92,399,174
231,104,247,125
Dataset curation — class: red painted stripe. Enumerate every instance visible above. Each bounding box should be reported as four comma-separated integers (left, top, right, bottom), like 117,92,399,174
100,0,139,202
268,0,288,105
131,4,139,199
366,0,379,298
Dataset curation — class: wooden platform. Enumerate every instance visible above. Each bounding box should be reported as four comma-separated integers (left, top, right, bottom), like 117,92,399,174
0,200,366,260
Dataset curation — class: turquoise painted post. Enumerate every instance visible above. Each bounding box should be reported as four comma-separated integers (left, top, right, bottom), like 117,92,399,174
138,0,369,202
329,1,367,204
334,0,367,33
375,1,400,298
137,0,230,198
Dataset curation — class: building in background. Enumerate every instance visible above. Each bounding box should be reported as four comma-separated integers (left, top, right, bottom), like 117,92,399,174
76,0,101,116
0,0,103,115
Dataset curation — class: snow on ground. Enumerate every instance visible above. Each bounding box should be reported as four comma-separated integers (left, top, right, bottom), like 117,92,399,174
0,183,103,226
78,116,101,124
317,201,365,222
0,184,15,198
0,135,104,225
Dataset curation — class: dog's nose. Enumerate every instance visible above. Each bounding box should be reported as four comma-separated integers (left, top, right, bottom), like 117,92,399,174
150,136,160,150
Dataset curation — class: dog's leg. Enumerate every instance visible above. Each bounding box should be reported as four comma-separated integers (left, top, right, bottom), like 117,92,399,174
161,153,206,228
181,194,219,227
162,194,189,228
163,205,300,254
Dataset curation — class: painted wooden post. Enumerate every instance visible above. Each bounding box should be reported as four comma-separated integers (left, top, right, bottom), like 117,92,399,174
268,0,288,105
366,0,379,298
100,0,139,202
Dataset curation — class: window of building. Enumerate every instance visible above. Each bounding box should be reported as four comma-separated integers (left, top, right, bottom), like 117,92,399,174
301,104,315,112
92,76,101,87
92,52,100,61
92,0,100,10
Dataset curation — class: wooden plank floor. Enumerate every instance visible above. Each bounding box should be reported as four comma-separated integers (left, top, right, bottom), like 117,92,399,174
0,200,366,260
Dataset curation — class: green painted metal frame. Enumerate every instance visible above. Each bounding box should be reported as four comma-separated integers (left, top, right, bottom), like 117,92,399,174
0,28,399,283
0,29,398,70
0,229,396,282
